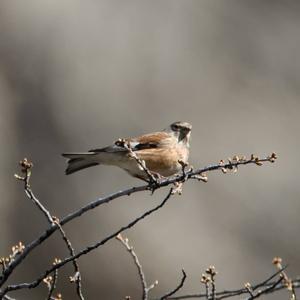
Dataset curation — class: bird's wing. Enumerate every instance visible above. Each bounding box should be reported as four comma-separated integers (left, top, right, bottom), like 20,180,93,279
88,144,127,153
132,131,170,148
89,131,170,153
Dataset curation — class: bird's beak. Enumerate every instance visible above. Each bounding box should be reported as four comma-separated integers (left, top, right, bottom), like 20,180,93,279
179,129,191,141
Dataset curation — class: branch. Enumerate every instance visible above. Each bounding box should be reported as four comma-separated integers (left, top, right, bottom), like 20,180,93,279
43,261,59,300
0,189,174,297
199,266,217,300
116,138,159,185
55,220,83,300
164,264,299,300
2,152,297,300
159,270,187,300
116,234,158,300
0,153,277,295
165,281,300,299
116,235,187,300
272,257,297,300
246,276,284,300
14,159,84,300
46,270,58,300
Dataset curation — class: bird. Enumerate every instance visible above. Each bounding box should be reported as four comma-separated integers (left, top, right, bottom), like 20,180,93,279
62,121,192,181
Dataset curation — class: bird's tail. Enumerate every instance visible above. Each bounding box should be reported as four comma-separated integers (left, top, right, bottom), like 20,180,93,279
62,153,99,175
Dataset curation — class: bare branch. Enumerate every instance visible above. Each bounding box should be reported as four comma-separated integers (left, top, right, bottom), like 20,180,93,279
46,271,58,300
246,276,284,300
164,279,300,299
163,267,300,300
0,189,174,297
14,159,84,300
272,257,297,300
54,220,84,300
44,263,58,300
116,138,159,185
253,264,288,290
116,234,152,300
159,269,187,300
0,153,277,297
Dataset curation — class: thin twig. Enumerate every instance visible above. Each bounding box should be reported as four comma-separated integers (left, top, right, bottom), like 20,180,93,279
272,257,297,300
46,269,58,300
0,154,276,293
54,221,84,300
244,283,254,298
117,138,158,185
116,234,149,300
211,279,216,300
204,284,209,300
247,276,284,300
14,159,84,300
159,269,187,300
253,264,288,290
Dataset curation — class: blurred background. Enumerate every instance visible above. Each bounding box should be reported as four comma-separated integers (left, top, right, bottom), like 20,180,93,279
0,1,299,299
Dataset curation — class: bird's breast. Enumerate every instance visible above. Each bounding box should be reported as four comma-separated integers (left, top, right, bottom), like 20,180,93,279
134,144,189,177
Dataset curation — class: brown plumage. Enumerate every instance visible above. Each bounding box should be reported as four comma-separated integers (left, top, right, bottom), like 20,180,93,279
62,121,192,181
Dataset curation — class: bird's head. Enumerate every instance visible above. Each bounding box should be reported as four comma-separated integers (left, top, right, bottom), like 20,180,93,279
168,121,192,144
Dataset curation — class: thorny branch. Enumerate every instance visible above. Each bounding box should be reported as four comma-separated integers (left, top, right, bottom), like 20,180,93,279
0,153,281,299
14,159,84,300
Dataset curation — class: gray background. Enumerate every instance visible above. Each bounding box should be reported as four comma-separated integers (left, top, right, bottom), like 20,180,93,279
0,1,299,299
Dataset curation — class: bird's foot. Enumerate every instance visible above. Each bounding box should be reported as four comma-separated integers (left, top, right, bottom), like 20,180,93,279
147,172,165,193
172,182,183,195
